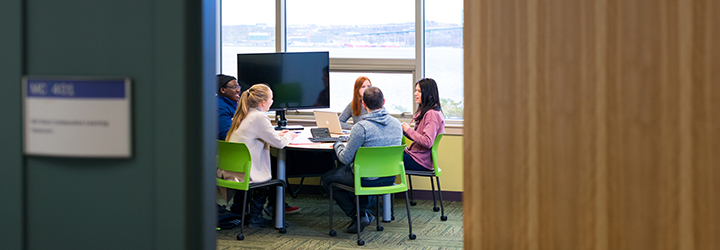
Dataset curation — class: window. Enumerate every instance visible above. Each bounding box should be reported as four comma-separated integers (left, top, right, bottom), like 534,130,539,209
221,0,276,76
425,0,464,119
329,72,414,115
286,0,415,59
220,0,464,120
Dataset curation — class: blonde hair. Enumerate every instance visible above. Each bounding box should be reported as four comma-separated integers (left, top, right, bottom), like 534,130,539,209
351,76,372,116
225,84,271,141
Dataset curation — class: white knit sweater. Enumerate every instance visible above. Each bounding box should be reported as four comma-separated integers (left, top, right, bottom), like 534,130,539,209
225,108,293,183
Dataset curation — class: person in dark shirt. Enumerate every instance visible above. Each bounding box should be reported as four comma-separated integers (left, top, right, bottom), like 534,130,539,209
216,74,301,216
217,74,241,141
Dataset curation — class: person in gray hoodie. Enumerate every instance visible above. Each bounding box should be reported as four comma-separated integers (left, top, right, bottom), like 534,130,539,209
320,86,403,234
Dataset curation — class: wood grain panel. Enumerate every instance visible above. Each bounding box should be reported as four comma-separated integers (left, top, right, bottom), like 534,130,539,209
606,0,681,249
537,0,595,249
466,0,528,248
464,0,719,249
692,1,720,249
462,0,483,248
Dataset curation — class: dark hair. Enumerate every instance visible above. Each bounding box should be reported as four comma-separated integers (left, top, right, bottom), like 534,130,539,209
362,87,384,110
414,78,442,126
216,74,236,93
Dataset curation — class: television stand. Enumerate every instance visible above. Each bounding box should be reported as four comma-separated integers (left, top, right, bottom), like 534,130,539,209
274,110,304,130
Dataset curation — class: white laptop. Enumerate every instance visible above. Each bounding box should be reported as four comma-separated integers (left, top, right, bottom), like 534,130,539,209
313,110,347,135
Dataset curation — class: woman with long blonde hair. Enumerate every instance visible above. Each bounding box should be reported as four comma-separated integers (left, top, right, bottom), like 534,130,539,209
218,83,298,227
338,76,372,129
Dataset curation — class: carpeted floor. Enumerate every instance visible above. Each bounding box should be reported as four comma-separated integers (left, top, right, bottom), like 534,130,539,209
216,193,463,249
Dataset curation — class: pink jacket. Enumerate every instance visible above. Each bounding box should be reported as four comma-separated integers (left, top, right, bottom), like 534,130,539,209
403,109,444,170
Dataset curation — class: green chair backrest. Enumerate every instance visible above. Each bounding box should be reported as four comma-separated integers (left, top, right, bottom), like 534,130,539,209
431,134,444,177
217,140,252,191
353,145,408,196
403,133,444,177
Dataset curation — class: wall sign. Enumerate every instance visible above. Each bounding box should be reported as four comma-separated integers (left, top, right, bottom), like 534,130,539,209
23,76,132,158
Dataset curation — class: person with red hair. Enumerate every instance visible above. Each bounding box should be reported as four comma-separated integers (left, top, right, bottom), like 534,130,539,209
338,76,372,129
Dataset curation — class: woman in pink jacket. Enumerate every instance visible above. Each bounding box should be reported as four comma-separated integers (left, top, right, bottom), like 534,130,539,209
401,78,445,171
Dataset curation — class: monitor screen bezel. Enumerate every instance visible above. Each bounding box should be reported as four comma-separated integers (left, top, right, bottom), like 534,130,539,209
236,51,330,111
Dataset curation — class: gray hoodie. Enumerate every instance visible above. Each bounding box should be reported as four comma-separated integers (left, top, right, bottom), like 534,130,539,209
333,107,403,167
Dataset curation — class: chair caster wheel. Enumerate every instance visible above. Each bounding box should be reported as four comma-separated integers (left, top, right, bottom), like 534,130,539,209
409,233,417,240
329,230,337,236
441,215,448,221
433,206,440,212
236,234,245,240
279,228,286,234
357,239,365,246
410,201,417,206
377,225,384,231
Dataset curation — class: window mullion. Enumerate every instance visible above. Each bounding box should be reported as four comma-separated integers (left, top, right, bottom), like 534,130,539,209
415,0,425,113
276,0,286,52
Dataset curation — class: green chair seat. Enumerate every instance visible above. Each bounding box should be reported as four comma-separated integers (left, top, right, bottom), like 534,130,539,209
406,133,447,221
216,140,287,240
327,145,416,246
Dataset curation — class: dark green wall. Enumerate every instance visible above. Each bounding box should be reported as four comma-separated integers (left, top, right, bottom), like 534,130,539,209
0,0,24,249
0,0,217,249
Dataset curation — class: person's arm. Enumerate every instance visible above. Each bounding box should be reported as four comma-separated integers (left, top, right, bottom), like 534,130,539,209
334,124,365,165
404,112,442,149
252,112,292,149
402,122,411,138
338,103,354,129
218,108,233,140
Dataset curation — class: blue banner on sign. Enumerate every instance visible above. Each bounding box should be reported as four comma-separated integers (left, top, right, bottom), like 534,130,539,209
26,79,126,98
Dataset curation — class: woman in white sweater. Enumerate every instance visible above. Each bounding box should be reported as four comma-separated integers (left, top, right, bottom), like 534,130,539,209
219,83,297,226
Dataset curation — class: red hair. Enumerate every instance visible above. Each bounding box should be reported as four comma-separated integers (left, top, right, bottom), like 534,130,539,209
351,76,372,116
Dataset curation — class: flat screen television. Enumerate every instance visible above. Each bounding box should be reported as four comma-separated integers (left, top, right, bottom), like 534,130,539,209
236,51,329,130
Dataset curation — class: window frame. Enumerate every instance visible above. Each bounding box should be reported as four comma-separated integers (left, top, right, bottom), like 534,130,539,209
218,0,464,133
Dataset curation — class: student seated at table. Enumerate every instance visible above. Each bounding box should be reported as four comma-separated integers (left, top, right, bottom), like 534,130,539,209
217,83,298,227
321,86,403,233
217,74,241,141
338,76,372,129
401,78,445,172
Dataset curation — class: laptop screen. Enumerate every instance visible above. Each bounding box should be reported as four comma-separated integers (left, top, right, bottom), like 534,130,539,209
313,111,343,134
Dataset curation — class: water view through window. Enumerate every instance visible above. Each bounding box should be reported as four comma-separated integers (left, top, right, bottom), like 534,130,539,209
221,0,463,119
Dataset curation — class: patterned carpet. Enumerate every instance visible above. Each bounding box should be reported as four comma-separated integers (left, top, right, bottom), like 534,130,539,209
216,193,464,249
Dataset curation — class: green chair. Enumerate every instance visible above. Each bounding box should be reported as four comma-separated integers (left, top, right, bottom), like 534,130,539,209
406,133,447,221
217,140,287,240
328,145,416,246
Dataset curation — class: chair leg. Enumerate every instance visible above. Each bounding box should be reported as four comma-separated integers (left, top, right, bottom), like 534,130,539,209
237,190,248,241
391,193,395,220
328,186,336,236
376,196,383,231
408,175,417,206
404,191,416,240
430,177,439,212
436,176,447,221
356,195,364,246
279,183,287,233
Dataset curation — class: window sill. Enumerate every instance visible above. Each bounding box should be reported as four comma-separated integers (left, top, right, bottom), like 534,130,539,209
270,114,464,136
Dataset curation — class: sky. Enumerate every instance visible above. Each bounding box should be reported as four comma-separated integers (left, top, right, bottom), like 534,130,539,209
222,0,463,26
